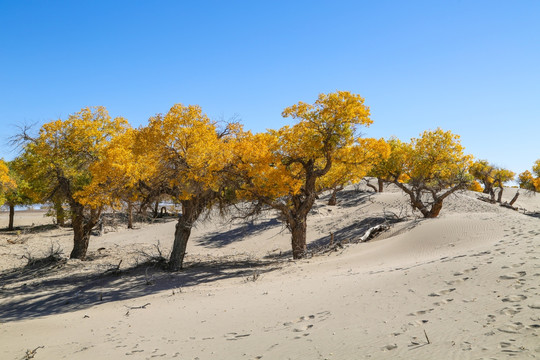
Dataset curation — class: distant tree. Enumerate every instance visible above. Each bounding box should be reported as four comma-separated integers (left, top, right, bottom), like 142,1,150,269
320,137,389,205
469,160,496,196
385,128,472,218
234,91,377,258
517,170,535,191
3,159,35,230
470,160,514,203
518,159,540,192
364,138,391,192
468,180,483,193
492,168,515,203
15,107,129,259
0,159,16,208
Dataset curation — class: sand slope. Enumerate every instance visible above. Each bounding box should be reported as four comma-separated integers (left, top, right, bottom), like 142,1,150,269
1,185,539,359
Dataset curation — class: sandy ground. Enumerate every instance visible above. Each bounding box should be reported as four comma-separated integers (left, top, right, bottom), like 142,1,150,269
0,184,539,359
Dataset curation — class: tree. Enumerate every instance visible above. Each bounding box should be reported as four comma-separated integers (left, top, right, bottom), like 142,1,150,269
234,91,376,259
320,138,389,204
3,159,35,230
518,159,540,192
137,104,235,270
0,159,16,208
492,168,515,203
364,137,408,192
469,160,496,196
469,160,514,203
16,107,129,259
385,128,472,218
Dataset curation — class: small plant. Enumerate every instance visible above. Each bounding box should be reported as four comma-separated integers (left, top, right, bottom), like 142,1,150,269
244,269,261,282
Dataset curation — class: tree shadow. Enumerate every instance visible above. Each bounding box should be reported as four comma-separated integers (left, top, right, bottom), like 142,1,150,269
523,211,540,219
196,218,281,248
315,189,374,210
0,255,281,323
0,223,59,234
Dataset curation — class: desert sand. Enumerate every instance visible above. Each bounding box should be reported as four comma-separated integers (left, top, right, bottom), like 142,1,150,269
1,184,539,359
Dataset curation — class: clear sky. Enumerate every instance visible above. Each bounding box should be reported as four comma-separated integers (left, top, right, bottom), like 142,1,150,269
1,0,539,175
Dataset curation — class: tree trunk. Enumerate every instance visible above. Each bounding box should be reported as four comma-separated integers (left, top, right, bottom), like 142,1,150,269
8,204,15,231
152,200,159,218
55,200,65,226
497,187,504,203
426,200,443,218
365,182,378,192
290,215,307,259
509,191,519,206
69,203,100,260
377,178,384,193
169,200,199,271
328,189,338,206
70,204,90,260
127,201,133,229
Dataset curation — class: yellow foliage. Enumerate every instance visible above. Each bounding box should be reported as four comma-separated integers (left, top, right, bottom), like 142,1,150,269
236,91,375,202
137,103,232,202
384,128,472,189
469,180,483,192
18,106,129,209
0,160,17,205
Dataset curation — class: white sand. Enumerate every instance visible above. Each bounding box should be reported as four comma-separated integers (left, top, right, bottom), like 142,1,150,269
0,185,539,359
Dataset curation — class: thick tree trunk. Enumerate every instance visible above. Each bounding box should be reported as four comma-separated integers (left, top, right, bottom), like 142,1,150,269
377,178,384,193
426,200,443,218
8,204,15,231
169,200,200,271
69,203,100,260
497,187,504,203
290,215,307,259
127,201,133,229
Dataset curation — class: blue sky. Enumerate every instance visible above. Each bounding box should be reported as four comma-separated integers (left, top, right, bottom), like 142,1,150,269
1,0,539,175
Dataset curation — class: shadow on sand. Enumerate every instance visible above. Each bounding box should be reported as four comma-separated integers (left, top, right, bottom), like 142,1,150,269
0,255,282,323
196,218,282,248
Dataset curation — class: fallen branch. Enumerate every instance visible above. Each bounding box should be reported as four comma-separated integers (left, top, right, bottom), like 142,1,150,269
359,224,389,242
500,202,518,211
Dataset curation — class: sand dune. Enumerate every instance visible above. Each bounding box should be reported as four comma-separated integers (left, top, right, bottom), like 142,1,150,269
1,185,539,359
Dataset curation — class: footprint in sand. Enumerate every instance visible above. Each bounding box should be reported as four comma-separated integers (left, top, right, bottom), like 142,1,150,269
497,321,524,334
499,305,522,315
407,308,434,316
282,311,331,337
224,332,251,341
428,288,456,297
501,294,527,303
445,277,469,285
499,271,526,280
433,298,454,306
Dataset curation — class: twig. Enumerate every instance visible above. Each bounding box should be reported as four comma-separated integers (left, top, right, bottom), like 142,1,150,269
126,303,151,310
23,345,44,359
423,329,430,344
